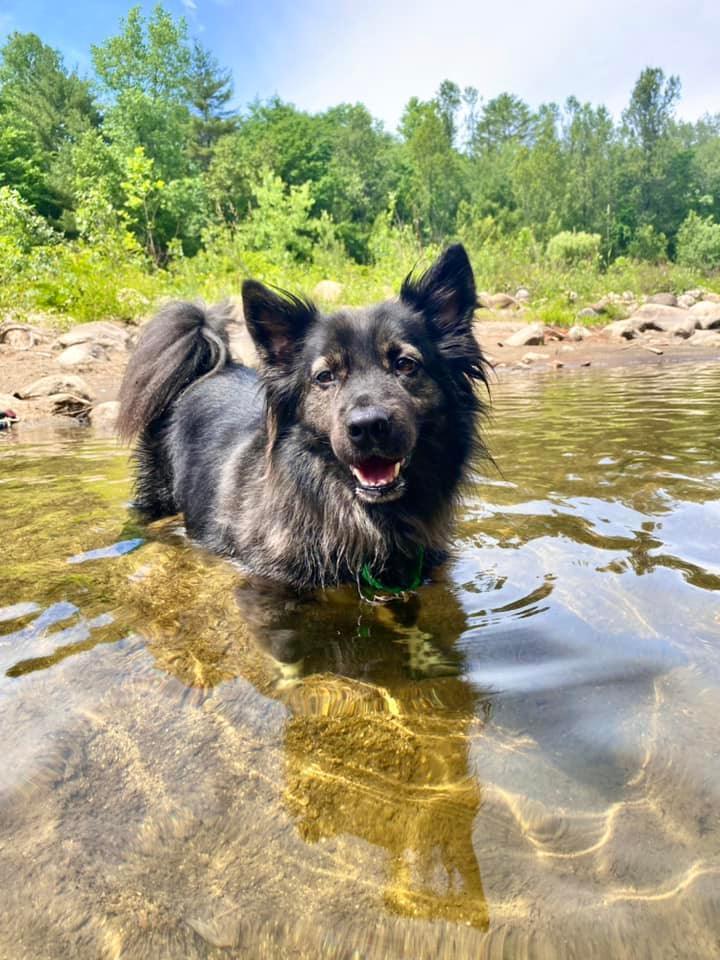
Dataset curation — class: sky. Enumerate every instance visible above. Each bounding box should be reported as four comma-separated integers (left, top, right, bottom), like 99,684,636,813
1,0,718,131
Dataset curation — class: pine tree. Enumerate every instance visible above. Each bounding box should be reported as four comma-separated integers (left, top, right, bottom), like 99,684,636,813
187,41,237,168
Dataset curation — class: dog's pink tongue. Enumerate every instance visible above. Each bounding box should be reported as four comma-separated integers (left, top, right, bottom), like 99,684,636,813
356,457,397,486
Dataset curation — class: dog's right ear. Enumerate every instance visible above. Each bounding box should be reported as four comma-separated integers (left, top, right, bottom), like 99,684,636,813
242,281,317,368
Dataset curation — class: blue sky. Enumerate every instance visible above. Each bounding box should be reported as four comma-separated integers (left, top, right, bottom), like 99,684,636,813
1,0,718,131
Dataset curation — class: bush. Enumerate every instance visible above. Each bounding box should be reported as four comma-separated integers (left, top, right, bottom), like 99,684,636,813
676,212,720,272
546,231,601,266
627,225,667,263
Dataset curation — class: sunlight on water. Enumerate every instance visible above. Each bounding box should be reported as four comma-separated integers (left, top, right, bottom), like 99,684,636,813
1,362,719,958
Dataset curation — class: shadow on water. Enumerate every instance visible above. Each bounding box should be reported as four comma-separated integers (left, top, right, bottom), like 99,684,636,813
1,361,720,958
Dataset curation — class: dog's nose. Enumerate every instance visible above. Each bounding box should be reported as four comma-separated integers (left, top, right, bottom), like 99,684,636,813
347,407,391,447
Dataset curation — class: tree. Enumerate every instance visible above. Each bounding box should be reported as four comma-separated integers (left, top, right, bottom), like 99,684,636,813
186,41,237,168
0,32,98,153
471,93,533,155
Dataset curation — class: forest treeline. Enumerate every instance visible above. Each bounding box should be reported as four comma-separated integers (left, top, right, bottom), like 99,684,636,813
1,4,720,321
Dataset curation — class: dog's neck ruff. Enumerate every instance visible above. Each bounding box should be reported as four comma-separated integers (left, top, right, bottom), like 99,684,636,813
359,546,425,602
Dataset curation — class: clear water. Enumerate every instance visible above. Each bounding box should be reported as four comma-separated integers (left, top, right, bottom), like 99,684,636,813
1,362,719,959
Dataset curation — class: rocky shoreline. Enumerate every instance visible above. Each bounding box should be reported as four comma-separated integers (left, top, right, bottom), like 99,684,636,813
1,296,719,433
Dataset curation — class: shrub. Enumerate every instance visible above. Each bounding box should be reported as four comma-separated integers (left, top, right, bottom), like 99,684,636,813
546,231,601,266
676,212,720,272
627,225,667,263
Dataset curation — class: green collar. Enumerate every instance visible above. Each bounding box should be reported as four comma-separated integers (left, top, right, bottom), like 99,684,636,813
360,546,425,600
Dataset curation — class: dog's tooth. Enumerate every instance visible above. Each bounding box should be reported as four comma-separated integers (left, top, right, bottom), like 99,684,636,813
393,462,401,478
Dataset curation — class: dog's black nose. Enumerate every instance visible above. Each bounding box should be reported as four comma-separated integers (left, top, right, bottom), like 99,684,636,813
347,407,391,447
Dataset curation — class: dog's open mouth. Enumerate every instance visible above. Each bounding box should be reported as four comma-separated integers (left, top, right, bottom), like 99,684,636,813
349,456,406,501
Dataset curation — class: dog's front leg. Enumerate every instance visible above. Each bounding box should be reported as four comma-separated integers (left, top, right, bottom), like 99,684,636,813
234,577,319,681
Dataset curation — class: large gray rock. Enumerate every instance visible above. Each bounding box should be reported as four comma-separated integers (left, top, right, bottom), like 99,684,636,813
312,280,343,303
479,292,519,311
89,400,120,429
661,317,697,338
688,329,720,347
677,294,696,309
604,319,639,340
515,287,531,302
57,320,130,351
0,393,25,414
16,374,94,401
568,325,590,341
646,292,678,306
57,342,108,369
702,292,720,303
226,323,257,365
503,322,546,347
631,303,692,331
689,301,720,329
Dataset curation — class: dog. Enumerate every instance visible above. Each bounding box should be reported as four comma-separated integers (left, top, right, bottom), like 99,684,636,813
117,243,489,597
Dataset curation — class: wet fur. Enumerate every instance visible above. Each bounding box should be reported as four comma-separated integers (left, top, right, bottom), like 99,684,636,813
118,245,489,590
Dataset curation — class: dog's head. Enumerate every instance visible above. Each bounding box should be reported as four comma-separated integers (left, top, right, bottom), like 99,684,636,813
242,245,488,505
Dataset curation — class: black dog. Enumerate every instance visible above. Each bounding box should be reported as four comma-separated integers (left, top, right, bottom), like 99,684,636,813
118,244,488,595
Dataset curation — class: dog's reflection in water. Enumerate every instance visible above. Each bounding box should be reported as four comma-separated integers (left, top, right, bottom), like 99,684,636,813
237,579,491,928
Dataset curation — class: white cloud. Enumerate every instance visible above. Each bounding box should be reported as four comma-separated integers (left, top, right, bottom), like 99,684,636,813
181,0,198,10
227,0,720,130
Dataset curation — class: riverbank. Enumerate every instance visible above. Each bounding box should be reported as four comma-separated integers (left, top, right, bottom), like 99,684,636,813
1,311,719,430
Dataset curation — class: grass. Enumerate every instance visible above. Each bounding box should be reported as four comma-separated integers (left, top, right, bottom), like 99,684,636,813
1,233,718,329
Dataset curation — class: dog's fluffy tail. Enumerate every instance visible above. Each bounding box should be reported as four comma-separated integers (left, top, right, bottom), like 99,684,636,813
117,300,231,441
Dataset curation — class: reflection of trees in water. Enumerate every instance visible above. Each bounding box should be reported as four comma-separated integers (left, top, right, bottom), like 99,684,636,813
258,584,492,929
129,547,492,928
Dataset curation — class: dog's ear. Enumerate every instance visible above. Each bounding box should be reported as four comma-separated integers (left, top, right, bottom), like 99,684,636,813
400,244,476,336
242,281,316,368
401,244,487,386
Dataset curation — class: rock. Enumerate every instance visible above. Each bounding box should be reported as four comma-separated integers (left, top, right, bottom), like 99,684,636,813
685,288,703,300
621,291,635,302
646,293,678,306
0,393,26,416
702,292,720,303
688,301,720,329
677,294,696,309
515,287,530,302
568,325,590,341
662,317,697,338
560,344,576,353
631,303,695,332
552,360,564,369
57,342,108,369
687,329,720,347
89,401,120,429
580,360,592,367
604,319,639,340
576,307,599,319
0,322,50,349
16,374,94,401
226,323,257,365
479,292,519,311
503,323,545,347
521,351,546,364
57,320,130,351
312,280,343,303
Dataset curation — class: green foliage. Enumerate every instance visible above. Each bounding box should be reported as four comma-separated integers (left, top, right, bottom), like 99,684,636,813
546,231,601,266
627,224,667,262
2,4,720,324
676,212,720,271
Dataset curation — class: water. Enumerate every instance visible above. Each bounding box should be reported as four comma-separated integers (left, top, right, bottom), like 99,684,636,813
1,362,719,959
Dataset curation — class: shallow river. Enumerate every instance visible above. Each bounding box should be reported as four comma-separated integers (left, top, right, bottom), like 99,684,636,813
1,361,719,959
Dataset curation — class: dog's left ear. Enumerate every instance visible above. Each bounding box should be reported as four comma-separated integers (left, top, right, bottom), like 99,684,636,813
242,280,317,368
400,244,477,336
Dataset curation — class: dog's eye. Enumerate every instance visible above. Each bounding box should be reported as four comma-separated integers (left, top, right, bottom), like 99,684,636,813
315,369,335,386
395,356,418,375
